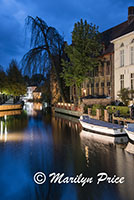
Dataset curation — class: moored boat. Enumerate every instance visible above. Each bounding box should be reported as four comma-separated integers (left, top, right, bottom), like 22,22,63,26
79,115,127,137
124,124,134,142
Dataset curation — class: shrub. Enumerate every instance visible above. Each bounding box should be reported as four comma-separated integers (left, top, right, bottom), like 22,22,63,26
91,104,105,116
106,106,129,117
84,105,91,114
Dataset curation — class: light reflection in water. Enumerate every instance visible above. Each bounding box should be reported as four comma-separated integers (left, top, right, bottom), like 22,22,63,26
1,120,3,139
0,109,134,199
23,102,42,116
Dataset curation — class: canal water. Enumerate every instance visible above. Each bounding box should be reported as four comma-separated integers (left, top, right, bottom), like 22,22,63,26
0,103,134,200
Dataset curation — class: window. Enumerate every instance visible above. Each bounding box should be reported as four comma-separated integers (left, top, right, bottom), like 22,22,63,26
106,61,110,75
131,73,134,98
131,73,134,89
101,82,104,87
91,83,94,95
120,43,124,48
95,66,98,77
96,83,99,95
131,39,134,44
130,46,134,65
87,83,90,95
101,82,104,95
120,74,124,90
100,62,104,76
90,71,94,77
107,82,111,96
120,50,124,67
96,83,99,87
107,82,110,87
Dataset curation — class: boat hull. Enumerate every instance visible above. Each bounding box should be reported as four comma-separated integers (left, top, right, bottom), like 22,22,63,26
125,129,134,142
79,120,127,137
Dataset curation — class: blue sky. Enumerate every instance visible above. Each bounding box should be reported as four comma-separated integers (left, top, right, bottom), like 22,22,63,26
0,0,133,69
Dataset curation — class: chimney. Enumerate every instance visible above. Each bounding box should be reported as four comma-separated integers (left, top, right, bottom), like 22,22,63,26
128,6,134,24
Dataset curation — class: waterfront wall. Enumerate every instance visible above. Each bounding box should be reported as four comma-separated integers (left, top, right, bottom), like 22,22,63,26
55,107,82,117
82,98,111,106
0,104,22,111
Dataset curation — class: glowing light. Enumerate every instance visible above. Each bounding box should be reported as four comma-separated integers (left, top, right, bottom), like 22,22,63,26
85,146,89,166
83,89,86,93
4,124,7,142
0,121,3,139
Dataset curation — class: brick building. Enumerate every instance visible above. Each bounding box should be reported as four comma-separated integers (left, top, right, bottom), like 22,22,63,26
70,6,134,103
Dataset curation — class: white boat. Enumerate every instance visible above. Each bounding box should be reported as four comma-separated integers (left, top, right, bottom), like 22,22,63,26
124,124,134,142
79,115,127,137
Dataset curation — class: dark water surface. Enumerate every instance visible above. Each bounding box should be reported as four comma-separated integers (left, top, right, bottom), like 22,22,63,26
0,103,134,200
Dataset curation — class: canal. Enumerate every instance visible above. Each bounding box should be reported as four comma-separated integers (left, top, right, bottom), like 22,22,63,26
0,102,134,200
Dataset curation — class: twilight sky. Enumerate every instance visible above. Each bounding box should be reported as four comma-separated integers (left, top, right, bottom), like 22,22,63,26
0,0,133,69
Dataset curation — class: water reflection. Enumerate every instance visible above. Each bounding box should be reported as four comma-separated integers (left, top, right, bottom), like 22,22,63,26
125,141,134,154
23,102,42,116
80,130,128,145
0,109,134,200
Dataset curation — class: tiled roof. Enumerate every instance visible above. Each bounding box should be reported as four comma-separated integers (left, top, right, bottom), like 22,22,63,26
101,20,134,54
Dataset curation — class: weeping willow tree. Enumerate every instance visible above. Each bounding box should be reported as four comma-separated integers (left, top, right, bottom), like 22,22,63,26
21,16,67,102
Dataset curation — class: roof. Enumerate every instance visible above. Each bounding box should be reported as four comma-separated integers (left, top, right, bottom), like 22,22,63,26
101,20,134,55
33,87,41,93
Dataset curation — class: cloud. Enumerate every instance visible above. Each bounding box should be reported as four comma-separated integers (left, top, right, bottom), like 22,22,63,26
0,0,133,68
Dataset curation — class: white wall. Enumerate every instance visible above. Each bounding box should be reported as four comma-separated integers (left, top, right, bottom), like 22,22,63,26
112,32,134,99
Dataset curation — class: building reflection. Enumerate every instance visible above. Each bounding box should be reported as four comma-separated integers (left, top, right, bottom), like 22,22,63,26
0,110,28,142
125,141,134,154
23,102,42,116
80,130,134,199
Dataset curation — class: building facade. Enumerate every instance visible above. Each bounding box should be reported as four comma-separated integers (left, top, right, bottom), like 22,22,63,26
70,6,134,103
112,32,134,99
111,6,134,100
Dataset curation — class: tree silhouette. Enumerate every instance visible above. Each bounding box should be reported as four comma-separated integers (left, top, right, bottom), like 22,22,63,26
22,16,66,102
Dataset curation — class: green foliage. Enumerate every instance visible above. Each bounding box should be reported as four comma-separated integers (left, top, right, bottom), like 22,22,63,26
84,104,91,114
40,73,51,103
118,88,134,106
5,59,26,96
106,106,129,117
0,66,7,93
61,19,102,89
91,104,105,116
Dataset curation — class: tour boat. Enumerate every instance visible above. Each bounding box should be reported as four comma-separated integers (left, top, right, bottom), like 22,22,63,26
79,115,127,137
124,124,134,142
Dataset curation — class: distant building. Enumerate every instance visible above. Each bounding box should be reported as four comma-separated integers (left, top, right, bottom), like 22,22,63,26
33,87,42,100
27,86,37,100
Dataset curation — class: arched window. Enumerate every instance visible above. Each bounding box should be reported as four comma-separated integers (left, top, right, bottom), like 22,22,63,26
120,43,124,67
120,43,124,48
130,46,134,64
131,39,134,43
